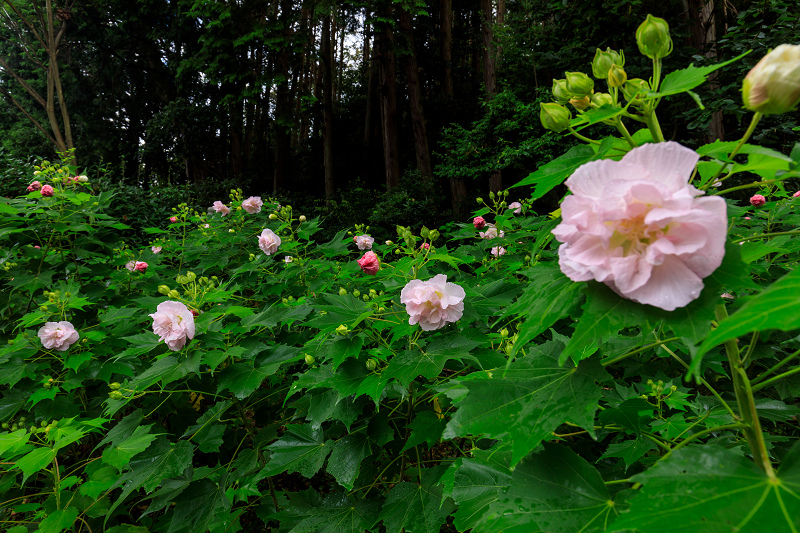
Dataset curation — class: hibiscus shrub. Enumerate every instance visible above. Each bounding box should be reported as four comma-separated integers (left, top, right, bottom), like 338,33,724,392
2,20,800,533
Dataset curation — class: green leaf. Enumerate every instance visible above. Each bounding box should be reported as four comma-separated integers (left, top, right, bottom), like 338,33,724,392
448,446,513,531
182,400,231,452
512,144,596,199
329,336,364,370
375,468,456,533
400,411,447,453
444,340,607,465
327,433,372,491
475,444,617,533
612,445,800,532
0,429,30,456
261,424,333,478
283,493,381,533
646,52,750,98
305,294,374,332
168,478,230,533
15,446,56,484
598,398,653,434
692,267,800,376
37,508,79,533
106,437,194,523
102,425,158,470
600,437,658,472
383,334,480,386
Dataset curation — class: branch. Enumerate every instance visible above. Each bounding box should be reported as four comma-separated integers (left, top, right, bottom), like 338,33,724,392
0,86,57,145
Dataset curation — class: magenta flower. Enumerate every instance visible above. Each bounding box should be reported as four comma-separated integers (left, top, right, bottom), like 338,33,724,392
212,201,231,216
40,184,54,197
150,301,195,351
357,251,380,275
552,141,727,311
38,321,80,351
169,216,178,223
134,261,148,273
420,243,430,250
473,216,486,229
27,180,42,192
242,196,263,214
400,274,465,331
793,191,800,198
750,194,766,207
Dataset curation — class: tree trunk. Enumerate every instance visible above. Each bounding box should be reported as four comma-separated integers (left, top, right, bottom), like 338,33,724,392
481,0,501,192
273,0,293,192
398,8,433,183
321,11,335,199
684,0,724,142
439,0,453,97
377,6,401,190
363,17,379,186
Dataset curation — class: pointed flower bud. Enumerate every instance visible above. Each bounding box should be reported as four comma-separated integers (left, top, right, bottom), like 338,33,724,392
607,64,628,88
622,78,650,104
569,96,591,111
592,48,624,79
552,78,571,104
540,103,572,132
591,92,614,107
742,44,800,115
565,72,594,97
636,15,672,59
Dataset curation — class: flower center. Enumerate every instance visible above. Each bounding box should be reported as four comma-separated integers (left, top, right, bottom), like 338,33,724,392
609,213,664,255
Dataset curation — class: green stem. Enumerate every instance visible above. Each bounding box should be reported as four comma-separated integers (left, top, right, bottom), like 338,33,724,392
602,337,681,367
733,230,800,244
752,365,800,393
615,118,638,149
715,305,775,477
567,126,600,145
706,112,763,187
752,348,800,384
644,111,665,143
712,178,782,196
667,423,747,455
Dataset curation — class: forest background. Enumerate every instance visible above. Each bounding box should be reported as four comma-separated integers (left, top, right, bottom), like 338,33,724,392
1,0,798,240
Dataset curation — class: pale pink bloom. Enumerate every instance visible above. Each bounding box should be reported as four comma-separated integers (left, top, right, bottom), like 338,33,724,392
242,196,263,214
420,243,430,250
212,201,230,216
284,256,293,263
77,175,89,183
134,261,148,273
793,191,800,198
40,184,54,197
125,260,136,272
509,202,522,214
69,176,80,183
750,194,766,207
721,293,735,299
712,180,722,188
150,301,195,351
258,228,281,255
354,235,374,250
479,224,504,240
552,141,727,311
491,246,506,257
357,251,380,275
401,275,465,331
27,181,42,192
744,217,751,220
203,224,210,229
38,321,80,351
170,216,178,223
34,245,41,249
473,216,486,229
151,246,162,254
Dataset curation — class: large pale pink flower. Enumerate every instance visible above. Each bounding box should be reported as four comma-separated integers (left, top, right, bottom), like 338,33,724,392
242,196,263,214
357,251,380,275
258,228,281,255
353,234,374,250
479,224,504,240
212,201,230,216
400,274,466,331
509,202,523,214
38,321,80,351
552,141,727,311
150,301,196,351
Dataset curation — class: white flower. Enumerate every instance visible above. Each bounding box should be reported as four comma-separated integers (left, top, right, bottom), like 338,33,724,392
284,256,293,263
125,260,136,272
491,246,506,257
353,234,374,250
509,201,522,214
150,301,195,351
258,228,281,255
151,246,162,254
400,274,466,331
743,44,800,115
38,321,80,351
479,224,504,240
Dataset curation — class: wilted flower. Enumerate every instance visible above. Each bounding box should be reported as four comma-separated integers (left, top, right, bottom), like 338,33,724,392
552,142,727,311
150,301,195,351
479,224,504,240
508,202,522,214
27,180,42,192
258,228,281,255
134,261,148,273
750,194,766,207
400,274,465,331
242,196,263,214
742,44,800,115
284,256,293,263
473,216,487,229
212,201,230,216
151,246,162,254
491,246,506,257
38,321,80,351
354,234,374,250
357,251,380,275
721,293,735,299
40,184,54,197
125,260,136,272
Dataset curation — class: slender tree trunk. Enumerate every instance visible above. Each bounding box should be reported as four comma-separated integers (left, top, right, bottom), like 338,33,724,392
273,0,293,192
481,0,501,192
363,17,378,186
684,0,724,142
377,6,400,190
398,7,432,182
321,10,335,199
439,0,453,97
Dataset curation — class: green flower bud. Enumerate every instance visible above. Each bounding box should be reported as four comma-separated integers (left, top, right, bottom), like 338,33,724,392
552,78,570,104
565,71,594,97
168,290,181,299
336,324,349,336
636,15,672,60
1,422,8,429
540,103,572,133
362,294,370,302
339,287,347,296
366,358,377,371
569,95,591,111
476,198,483,204
39,305,48,312
378,306,386,313
742,44,800,115
591,92,614,107
304,354,315,365
269,213,277,220
108,391,124,400
500,328,509,338
18,417,25,423
353,290,360,298
186,272,197,282
591,48,624,79
282,297,289,304
158,285,170,295
109,382,121,390
607,64,627,88
429,229,440,241
622,78,650,103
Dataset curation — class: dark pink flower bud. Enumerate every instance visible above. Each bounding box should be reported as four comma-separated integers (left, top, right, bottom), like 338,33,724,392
473,216,486,229
750,194,766,207
40,184,54,197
